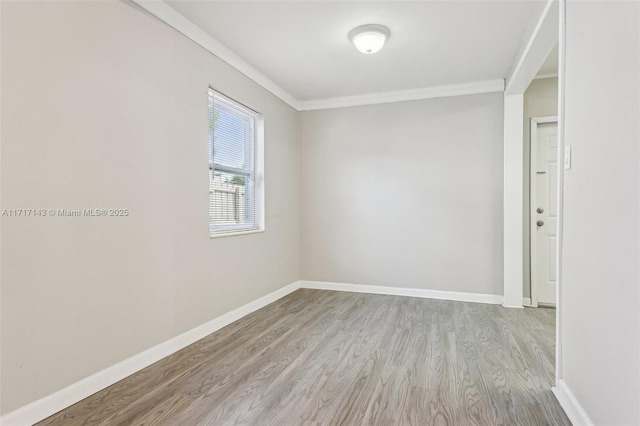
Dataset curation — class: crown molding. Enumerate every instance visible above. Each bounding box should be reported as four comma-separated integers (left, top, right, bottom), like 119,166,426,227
298,79,505,111
131,0,300,110
132,1,506,112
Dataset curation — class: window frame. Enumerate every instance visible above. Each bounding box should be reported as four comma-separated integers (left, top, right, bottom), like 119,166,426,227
208,88,264,238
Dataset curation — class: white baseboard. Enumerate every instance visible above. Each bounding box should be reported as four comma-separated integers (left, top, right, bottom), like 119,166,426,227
0,280,505,425
0,282,302,426
299,280,503,305
552,379,594,426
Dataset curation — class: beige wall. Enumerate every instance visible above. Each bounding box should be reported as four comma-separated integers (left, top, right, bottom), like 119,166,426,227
523,77,558,298
300,94,504,295
562,1,639,424
0,1,299,414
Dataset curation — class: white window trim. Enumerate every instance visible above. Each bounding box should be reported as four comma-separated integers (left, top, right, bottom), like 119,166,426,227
209,229,265,239
208,89,265,238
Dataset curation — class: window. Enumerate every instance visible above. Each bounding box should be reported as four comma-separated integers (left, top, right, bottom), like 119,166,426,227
208,89,263,237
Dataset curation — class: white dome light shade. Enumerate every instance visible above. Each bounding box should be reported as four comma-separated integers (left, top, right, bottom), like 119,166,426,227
349,24,390,55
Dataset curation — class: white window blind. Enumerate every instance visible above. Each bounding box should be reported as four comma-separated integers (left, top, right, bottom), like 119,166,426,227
208,89,260,236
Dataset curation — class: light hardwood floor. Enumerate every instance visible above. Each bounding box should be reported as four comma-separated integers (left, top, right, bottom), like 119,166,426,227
38,289,569,425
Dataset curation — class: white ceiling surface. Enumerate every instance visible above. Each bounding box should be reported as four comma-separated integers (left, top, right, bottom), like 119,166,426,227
537,43,559,76
165,1,547,102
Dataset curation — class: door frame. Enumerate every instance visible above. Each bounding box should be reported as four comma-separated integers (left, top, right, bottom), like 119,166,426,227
554,0,566,390
502,0,559,308
502,0,563,392
530,116,558,307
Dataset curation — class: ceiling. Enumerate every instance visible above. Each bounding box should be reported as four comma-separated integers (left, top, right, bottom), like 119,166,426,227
165,1,548,102
537,43,559,76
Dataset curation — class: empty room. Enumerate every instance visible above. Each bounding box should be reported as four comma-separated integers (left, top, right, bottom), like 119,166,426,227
1,1,638,425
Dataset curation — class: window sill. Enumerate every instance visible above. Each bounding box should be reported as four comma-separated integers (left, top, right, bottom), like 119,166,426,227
209,229,265,239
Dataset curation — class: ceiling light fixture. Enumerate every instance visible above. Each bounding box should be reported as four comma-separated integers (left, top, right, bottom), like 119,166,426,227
348,24,390,55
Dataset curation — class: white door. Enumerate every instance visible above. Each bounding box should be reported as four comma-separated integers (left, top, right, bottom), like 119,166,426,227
531,120,558,306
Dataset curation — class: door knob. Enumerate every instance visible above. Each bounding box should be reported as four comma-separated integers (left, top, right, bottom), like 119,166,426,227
537,207,544,214
537,220,544,227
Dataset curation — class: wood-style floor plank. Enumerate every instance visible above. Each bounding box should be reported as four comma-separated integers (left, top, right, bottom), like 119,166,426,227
37,289,570,426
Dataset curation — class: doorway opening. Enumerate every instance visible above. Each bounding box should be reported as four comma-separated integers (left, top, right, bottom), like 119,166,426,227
521,44,559,308
503,0,564,400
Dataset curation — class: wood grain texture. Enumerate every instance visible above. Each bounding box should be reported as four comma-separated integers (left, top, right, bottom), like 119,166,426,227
37,289,570,425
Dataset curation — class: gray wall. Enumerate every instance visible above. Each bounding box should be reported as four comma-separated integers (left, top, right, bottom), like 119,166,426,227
300,94,504,295
1,1,299,414
561,1,639,424
523,78,558,299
